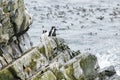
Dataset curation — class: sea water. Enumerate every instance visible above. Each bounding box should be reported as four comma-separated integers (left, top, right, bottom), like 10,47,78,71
25,0,120,75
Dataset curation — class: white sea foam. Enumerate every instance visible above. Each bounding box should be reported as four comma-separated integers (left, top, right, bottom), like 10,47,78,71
25,0,120,76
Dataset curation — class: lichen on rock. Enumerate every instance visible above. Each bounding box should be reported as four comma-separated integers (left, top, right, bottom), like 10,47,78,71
0,0,120,80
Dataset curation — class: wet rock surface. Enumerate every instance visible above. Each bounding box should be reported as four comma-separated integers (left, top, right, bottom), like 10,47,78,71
0,0,120,80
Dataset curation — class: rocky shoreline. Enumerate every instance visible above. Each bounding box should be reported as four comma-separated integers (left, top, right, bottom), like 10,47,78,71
0,0,120,80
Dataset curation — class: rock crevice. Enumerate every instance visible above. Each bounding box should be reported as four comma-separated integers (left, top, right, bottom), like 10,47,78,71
0,0,32,70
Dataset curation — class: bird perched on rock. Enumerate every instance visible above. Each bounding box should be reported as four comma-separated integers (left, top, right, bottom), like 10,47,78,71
52,28,57,36
48,26,55,36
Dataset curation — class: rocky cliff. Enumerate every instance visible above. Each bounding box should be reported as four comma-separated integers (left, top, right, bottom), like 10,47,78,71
0,0,32,67
0,0,120,80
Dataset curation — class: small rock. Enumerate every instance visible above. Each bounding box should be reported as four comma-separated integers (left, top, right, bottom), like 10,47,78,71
80,53,99,80
99,66,116,77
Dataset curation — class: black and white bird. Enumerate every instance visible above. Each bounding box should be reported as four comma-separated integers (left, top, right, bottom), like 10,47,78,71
48,26,55,36
52,28,57,36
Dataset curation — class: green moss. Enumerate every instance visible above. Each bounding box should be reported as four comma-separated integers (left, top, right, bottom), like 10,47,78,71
33,77,39,80
29,59,36,70
38,46,46,56
3,6,8,13
0,66,20,80
57,71,66,80
40,71,56,80
0,70,14,80
33,72,43,80
32,53,40,59
79,74,85,80
8,66,18,77
52,67,66,80
65,64,77,80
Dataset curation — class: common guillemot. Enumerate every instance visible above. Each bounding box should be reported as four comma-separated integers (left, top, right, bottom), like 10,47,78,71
48,26,55,36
